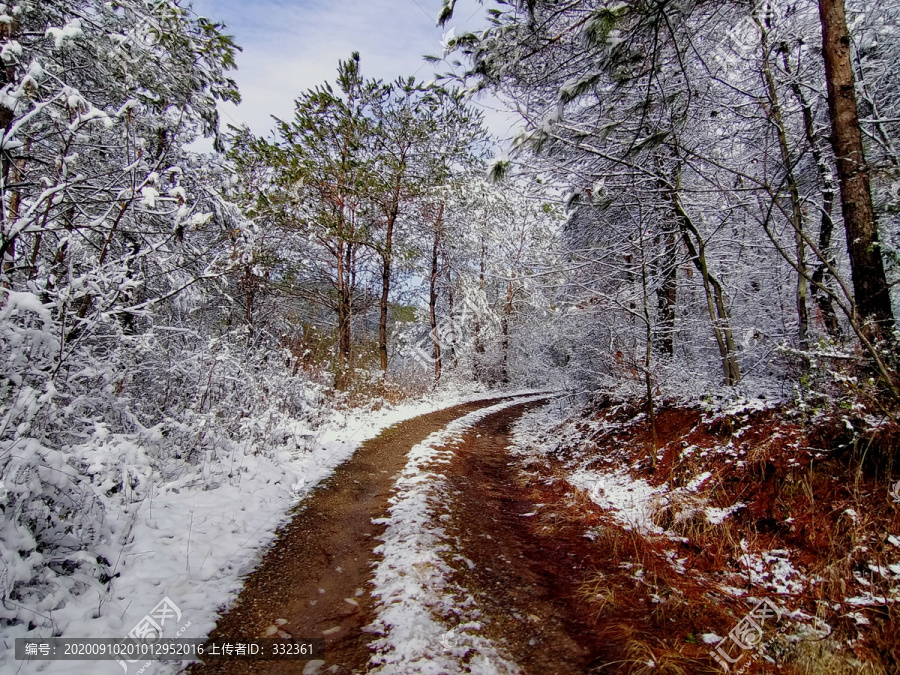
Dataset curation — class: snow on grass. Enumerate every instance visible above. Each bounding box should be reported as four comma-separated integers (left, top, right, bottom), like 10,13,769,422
844,591,900,606
685,471,712,492
704,502,746,525
366,396,549,675
734,546,805,596
3,389,547,675
505,396,576,459
509,401,668,535
507,399,900,661
509,403,757,561
567,469,666,535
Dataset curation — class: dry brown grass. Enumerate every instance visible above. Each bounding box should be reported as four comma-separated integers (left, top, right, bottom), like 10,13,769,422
577,569,622,619
783,639,889,675
623,636,694,675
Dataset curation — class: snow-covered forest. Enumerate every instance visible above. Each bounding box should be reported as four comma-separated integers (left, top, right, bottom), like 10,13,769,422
2,0,899,673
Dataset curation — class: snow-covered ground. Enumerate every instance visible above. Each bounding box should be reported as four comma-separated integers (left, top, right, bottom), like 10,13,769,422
3,389,543,675
509,400,670,536
365,396,549,675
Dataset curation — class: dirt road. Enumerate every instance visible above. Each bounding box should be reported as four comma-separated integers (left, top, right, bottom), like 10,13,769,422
187,394,613,674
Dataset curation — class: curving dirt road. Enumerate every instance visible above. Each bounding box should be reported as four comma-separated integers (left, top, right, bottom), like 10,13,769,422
187,394,614,674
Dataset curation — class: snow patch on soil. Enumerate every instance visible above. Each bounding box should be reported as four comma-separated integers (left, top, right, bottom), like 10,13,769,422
704,502,746,525
567,470,666,534
509,400,667,535
736,547,805,596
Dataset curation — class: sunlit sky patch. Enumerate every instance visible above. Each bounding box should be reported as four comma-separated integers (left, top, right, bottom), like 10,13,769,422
188,0,518,147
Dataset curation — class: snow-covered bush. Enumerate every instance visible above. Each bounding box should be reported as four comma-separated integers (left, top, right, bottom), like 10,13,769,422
0,0,282,628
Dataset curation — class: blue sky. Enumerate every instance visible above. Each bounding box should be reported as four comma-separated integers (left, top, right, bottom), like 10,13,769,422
188,0,516,144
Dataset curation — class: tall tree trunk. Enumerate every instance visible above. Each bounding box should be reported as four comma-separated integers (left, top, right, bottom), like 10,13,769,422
336,239,353,384
639,226,658,469
379,223,394,372
0,129,22,302
757,15,809,351
818,0,894,341
0,14,22,303
343,241,354,360
378,176,404,371
670,191,741,386
501,279,513,384
655,226,678,356
473,232,486,380
782,48,842,339
429,204,444,380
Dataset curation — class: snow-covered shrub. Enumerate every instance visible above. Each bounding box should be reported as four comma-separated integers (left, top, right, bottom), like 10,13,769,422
0,0,253,628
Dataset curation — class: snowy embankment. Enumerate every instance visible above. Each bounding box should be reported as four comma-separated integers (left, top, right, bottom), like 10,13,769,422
509,399,770,539
2,389,542,675
507,401,806,587
506,398,900,658
509,400,665,533
366,396,549,675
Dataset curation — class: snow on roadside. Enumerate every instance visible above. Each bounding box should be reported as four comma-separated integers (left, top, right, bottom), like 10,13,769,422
508,401,757,550
567,470,666,534
3,389,546,675
506,398,900,661
366,396,550,674
509,400,667,535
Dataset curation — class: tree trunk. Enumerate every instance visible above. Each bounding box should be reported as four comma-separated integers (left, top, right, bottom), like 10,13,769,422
343,241,354,360
782,49,842,339
671,192,741,386
473,232,486,379
818,0,894,341
757,15,809,351
501,279,513,384
379,223,393,372
655,227,678,356
639,231,658,469
0,132,23,302
429,204,444,380
336,239,353,382
378,176,404,371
